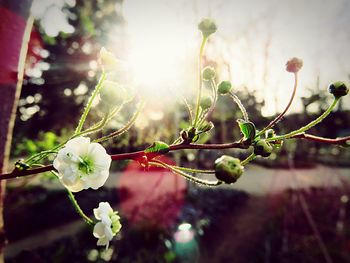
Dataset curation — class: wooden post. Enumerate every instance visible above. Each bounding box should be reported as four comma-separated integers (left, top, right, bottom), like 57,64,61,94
0,0,33,260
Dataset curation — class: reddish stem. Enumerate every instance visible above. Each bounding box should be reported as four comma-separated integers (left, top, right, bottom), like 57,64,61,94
258,72,298,136
0,140,247,180
291,134,350,144
1,134,347,181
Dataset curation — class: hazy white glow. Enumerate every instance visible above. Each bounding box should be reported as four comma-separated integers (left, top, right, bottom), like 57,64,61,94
124,0,197,99
123,0,350,115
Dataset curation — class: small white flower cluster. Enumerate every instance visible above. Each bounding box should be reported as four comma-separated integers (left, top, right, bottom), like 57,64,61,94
93,202,122,248
53,47,124,249
53,138,121,248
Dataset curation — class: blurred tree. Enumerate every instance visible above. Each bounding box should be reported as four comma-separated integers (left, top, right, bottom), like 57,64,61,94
13,0,126,141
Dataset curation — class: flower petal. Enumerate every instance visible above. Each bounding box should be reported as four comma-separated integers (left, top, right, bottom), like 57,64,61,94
93,222,105,238
88,142,112,169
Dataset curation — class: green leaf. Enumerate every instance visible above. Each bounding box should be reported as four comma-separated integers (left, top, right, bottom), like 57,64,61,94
237,119,256,142
144,141,170,154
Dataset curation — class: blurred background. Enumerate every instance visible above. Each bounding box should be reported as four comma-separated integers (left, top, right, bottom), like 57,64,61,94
5,0,350,262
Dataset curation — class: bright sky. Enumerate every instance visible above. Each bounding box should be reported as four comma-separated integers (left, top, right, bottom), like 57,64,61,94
31,0,350,116
123,0,350,116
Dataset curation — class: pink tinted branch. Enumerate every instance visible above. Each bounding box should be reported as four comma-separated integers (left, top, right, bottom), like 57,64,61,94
258,72,298,136
290,134,350,144
0,140,247,180
1,134,346,181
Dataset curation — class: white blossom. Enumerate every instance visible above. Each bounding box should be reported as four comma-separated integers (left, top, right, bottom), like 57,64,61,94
93,202,122,249
53,137,111,192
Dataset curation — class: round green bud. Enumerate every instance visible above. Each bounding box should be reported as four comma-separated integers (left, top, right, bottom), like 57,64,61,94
218,81,232,95
254,140,273,158
202,66,216,81
328,81,348,98
198,18,217,38
200,96,213,110
214,155,244,184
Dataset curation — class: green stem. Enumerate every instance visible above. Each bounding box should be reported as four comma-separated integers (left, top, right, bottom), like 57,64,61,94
241,153,256,166
67,190,94,226
206,78,218,119
94,100,145,143
193,36,208,127
151,160,221,187
170,165,215,174
229,91,249,121
197,108,209,128
181,96,193,125
77,111,109,137
75,71,106,134
267,98,339,142
25,112,110,166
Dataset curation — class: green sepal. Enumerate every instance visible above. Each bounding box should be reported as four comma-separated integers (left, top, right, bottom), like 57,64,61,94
198,121,214,133
237,119,256,142
254,139,273,157
144,141,170,154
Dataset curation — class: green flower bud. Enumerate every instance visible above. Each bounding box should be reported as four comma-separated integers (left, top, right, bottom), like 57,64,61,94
265,129,276,139
198,121,214,133
200,96,213,110
198,18,217,38
187,127,197,140
218,81,232,95
214,155,244,184
254,140,273,157
202,66,216,81
15,160,30,171
328,81,348,98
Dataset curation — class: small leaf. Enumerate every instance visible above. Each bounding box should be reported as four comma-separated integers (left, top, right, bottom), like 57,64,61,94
144,141,170,154
237,119,256,142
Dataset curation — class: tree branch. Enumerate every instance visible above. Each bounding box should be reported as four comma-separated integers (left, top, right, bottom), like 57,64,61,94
0,140,248,180
1,134,347,181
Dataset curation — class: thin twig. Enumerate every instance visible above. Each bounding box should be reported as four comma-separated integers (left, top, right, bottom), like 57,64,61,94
290,134,350,145
229,92,249,121
257,72,298,137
